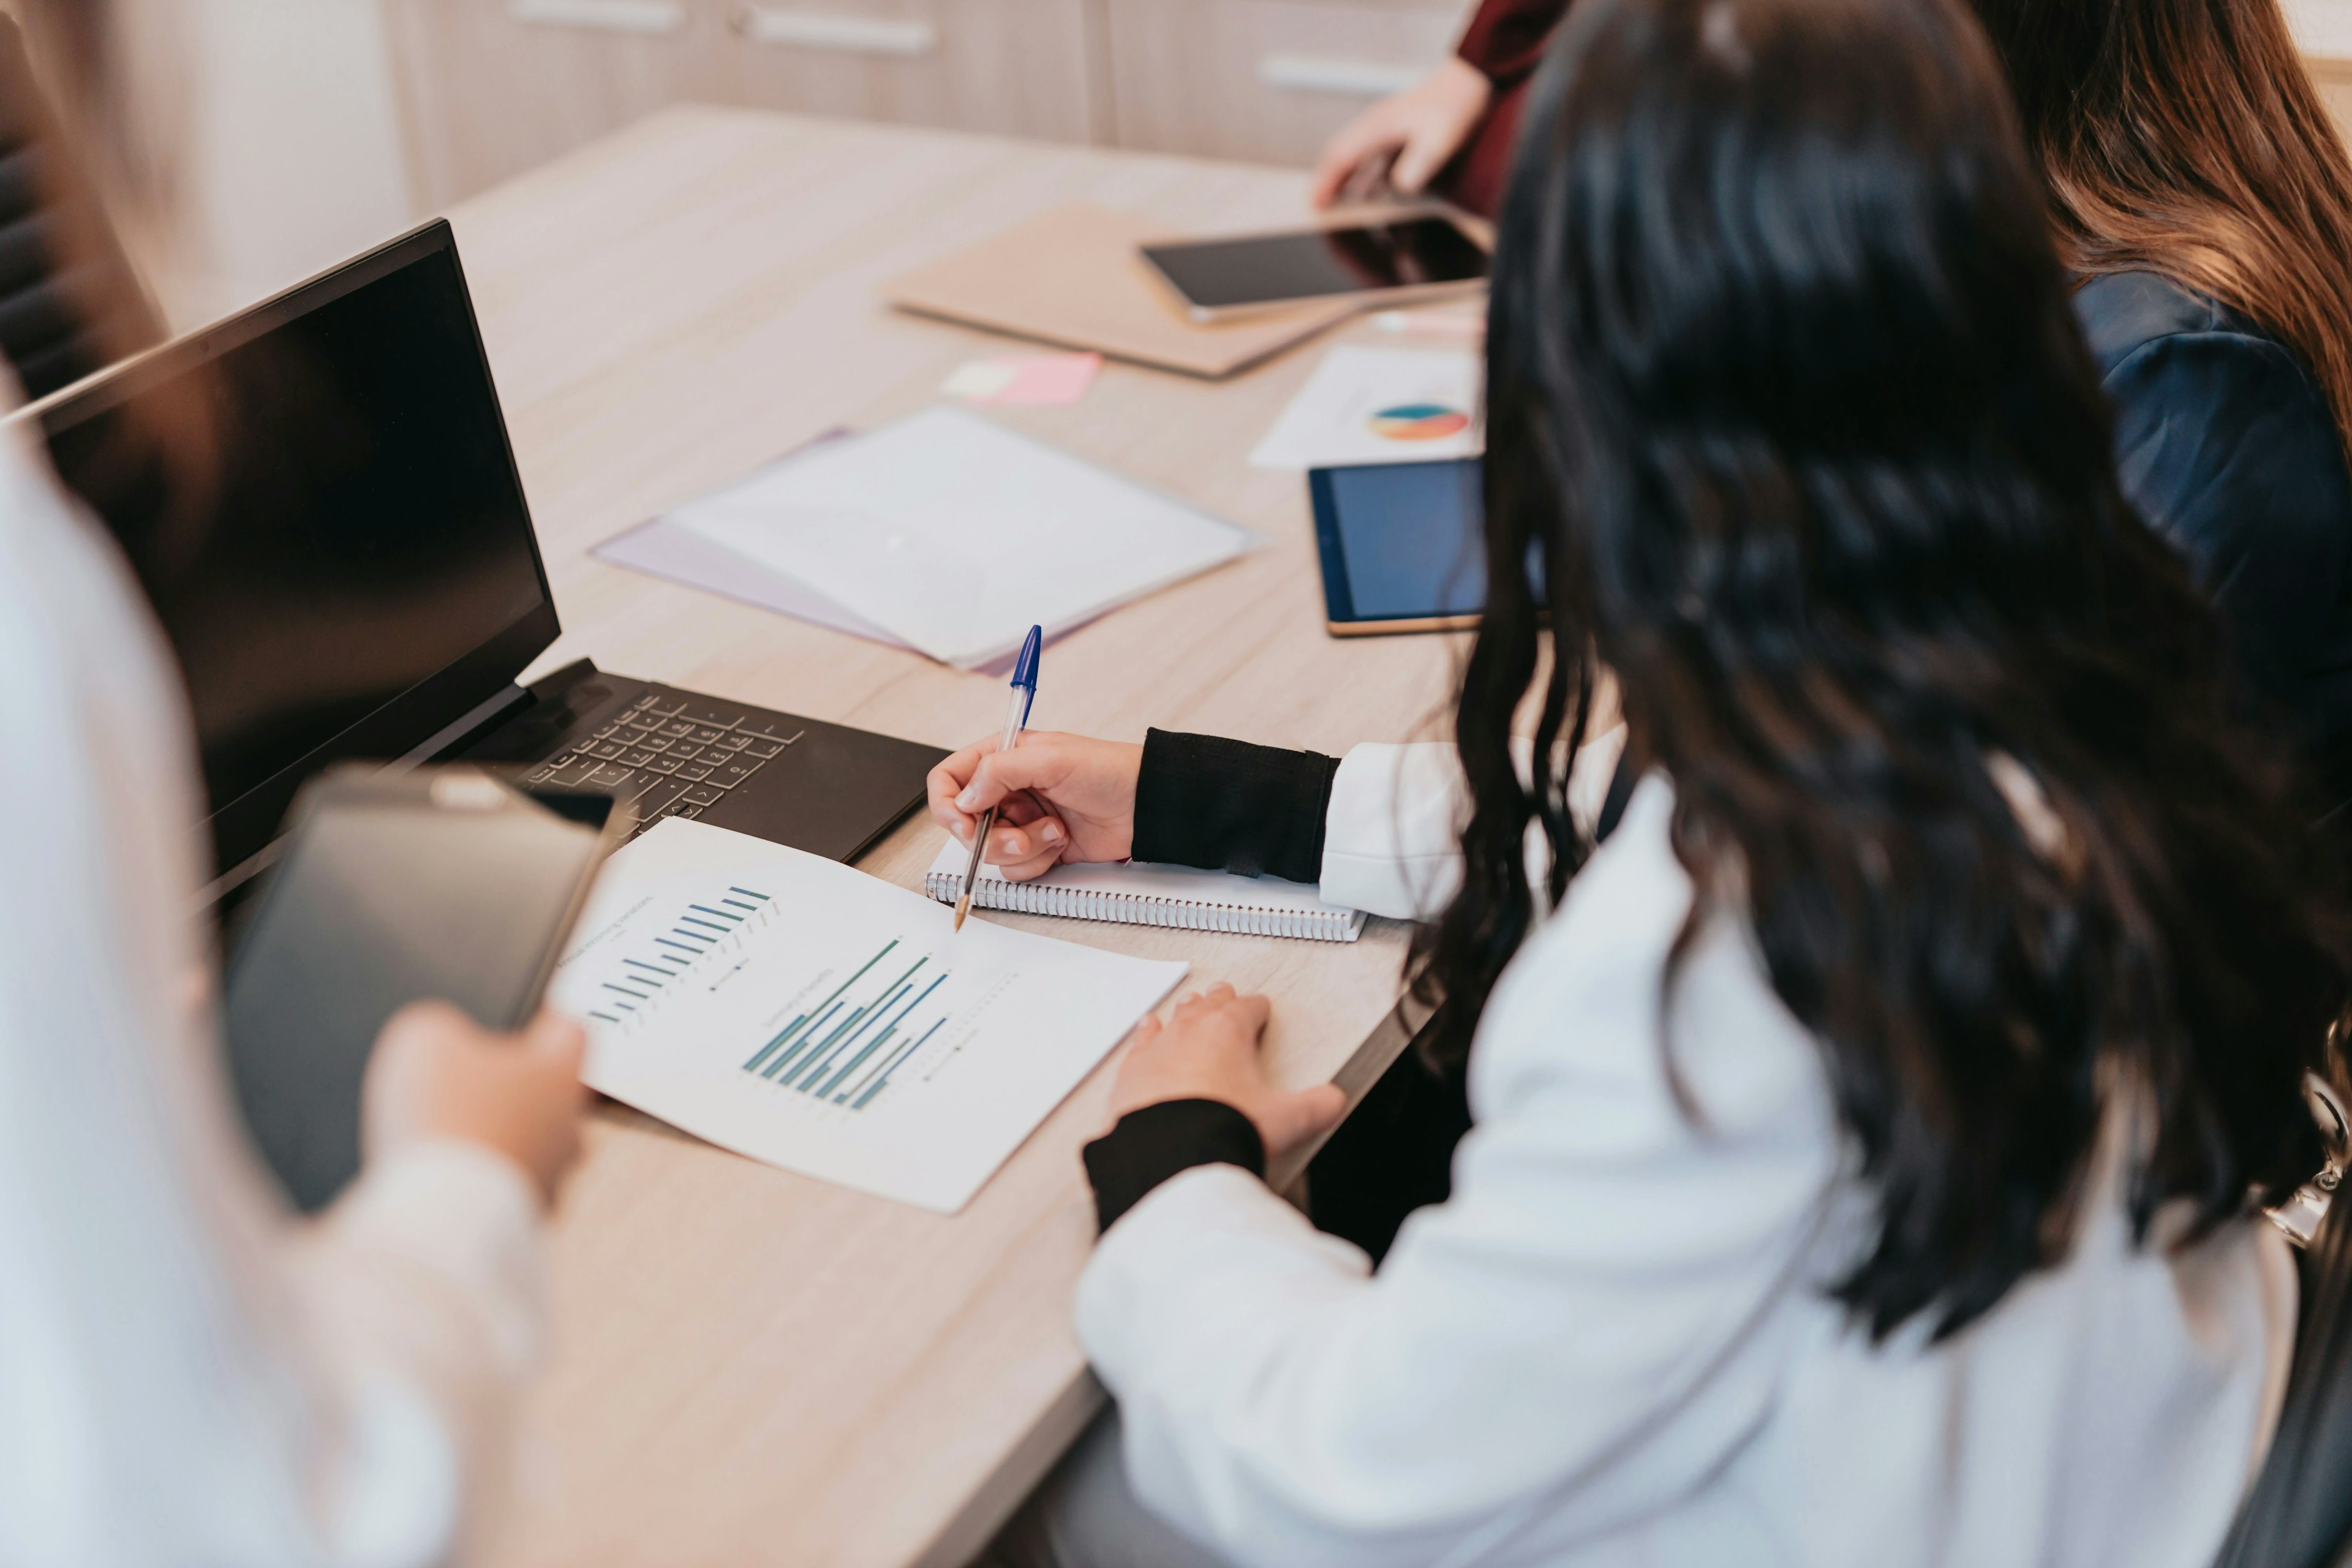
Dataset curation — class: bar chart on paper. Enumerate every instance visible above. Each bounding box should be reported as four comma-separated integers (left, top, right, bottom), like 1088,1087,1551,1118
548,820,1188,1211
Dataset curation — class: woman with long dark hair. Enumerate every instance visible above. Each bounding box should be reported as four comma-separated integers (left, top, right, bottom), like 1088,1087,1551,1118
947,0,2352,1561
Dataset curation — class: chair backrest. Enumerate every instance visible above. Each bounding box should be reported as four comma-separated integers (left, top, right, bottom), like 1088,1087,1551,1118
2214,1183,2352,1567
0,12,160,400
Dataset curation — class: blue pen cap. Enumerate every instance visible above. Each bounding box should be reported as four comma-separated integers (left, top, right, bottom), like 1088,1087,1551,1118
1011,624,1042,724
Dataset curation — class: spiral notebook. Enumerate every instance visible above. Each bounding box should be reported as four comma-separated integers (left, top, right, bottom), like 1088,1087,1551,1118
924,843,1366,943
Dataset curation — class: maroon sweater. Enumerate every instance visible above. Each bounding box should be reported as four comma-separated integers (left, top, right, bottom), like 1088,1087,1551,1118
1439,0,1571,216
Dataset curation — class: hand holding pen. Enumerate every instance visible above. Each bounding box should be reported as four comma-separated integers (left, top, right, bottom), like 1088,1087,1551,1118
954,625,1042,931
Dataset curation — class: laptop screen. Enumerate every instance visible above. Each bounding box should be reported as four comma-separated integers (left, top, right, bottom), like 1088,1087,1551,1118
35,222,558,876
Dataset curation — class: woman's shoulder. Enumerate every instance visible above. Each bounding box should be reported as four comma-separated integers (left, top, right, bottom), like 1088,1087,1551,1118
2071,271,2324,409
1472,777,1828,1134
2071,270,2242,369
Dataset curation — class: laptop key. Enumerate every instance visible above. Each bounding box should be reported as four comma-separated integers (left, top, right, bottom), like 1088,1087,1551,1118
646,756,682,775
741,739,783,760
636,781,690,816
680,785,723,807
676,764,712,782
588,764,635,788
716,733,755,752
620,750,657,768
675,806,703,820
662,720,695,737
710,758,763,790
545,758,601,788
687,725,728,745
591,741,626,760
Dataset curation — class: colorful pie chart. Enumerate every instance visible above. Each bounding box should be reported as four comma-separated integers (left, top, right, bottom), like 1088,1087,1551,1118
1366,402,1473,442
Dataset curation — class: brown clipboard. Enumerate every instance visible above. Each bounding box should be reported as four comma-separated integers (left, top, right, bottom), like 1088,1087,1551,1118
880,204,1358,380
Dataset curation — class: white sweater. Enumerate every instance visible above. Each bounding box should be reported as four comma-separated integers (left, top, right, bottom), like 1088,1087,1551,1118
1077,744,2296,1568
0,418,544,1566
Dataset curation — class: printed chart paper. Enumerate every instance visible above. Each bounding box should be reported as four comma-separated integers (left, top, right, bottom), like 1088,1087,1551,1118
1249,345,1485,470
549,820,1188,1212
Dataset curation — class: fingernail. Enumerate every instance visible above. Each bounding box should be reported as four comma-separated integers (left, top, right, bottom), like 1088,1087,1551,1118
1041,821,1063,845
997,831,1020,854
957,786,981,810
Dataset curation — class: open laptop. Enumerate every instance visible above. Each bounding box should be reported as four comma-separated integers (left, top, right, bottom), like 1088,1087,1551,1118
28,219,946,890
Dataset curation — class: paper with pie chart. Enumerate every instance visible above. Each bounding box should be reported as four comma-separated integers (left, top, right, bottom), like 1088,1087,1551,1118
547,819,1188,1212
1249,345,1485,470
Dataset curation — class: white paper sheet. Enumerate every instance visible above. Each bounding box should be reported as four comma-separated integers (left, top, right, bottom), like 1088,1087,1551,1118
547,820,1187,1212
665,407,1254,669
593,516,914,650
1248,345,1485,470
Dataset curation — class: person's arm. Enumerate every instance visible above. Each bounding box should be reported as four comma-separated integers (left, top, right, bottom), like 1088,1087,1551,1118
1456,0,1574,87
1074,786,1840,1566
2103,329,2352,758
927,726,1627,921
0,429,570,1566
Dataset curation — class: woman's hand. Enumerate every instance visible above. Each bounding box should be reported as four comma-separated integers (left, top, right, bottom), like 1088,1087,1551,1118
927,731,1144,881
1310,58,1495,207
363,1002,589,1207
1110,984,1347,1163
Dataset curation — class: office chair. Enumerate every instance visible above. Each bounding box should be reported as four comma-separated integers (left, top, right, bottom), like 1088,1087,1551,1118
0,11,160,399
2214,1078,2352,1568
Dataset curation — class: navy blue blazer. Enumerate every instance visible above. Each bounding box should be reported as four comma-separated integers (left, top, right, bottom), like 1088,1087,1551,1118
2076,272,2352,796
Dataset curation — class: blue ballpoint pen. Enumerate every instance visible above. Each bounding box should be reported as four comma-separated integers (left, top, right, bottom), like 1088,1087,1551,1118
955,625,1043,932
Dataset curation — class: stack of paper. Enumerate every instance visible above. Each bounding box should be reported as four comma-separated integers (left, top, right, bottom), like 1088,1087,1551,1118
595,407,1254,670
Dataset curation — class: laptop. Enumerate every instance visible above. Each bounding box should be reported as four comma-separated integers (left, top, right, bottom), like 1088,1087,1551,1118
28,219,946,890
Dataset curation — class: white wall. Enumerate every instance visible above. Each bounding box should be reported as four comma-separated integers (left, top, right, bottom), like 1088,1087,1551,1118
157,0,416,328
2288,0,2352,57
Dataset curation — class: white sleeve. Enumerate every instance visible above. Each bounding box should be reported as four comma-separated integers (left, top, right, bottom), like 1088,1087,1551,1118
0,430,543,1568
1319,726,1626,920
1076,790,1839,1567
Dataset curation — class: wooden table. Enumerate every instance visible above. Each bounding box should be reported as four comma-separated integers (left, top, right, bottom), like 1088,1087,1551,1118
450,105,1466,1568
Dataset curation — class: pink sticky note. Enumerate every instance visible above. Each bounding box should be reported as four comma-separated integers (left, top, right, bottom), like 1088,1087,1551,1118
992,352,1103,407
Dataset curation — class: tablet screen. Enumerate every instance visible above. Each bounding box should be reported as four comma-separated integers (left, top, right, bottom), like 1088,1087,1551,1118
1310,458,1485,630
1143,219,1489,311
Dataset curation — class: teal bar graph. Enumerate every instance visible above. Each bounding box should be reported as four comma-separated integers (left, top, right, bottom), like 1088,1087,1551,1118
720,932,960,1115
737,938,900,1072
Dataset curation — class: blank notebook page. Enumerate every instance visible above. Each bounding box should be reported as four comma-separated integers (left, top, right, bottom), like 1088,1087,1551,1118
925,842,1366,943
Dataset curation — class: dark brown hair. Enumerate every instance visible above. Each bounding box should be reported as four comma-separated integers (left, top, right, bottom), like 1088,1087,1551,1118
1970,0,2352,458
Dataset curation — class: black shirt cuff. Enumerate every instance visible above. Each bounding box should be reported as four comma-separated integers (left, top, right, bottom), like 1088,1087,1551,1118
1131,729,1341,884
1082,1098,1267,1232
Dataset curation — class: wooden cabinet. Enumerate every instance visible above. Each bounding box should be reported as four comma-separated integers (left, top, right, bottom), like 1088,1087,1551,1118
2311,56,2352,149
1102,0,1458,167
383,0,1468,208
703,0,1100,145
383,0,710,208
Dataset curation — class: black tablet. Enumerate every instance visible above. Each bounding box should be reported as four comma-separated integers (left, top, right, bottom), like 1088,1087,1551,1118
1140,216,1489,320
224,767,622,1210
1308,458,1485,636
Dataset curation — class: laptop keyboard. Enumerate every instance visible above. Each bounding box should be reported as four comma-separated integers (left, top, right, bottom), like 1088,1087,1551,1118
521,692,805,840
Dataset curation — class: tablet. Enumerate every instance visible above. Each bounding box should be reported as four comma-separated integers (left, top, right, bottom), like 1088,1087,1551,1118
223,767,622,1210
1140,216,1488,321
1308,458,1485,636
